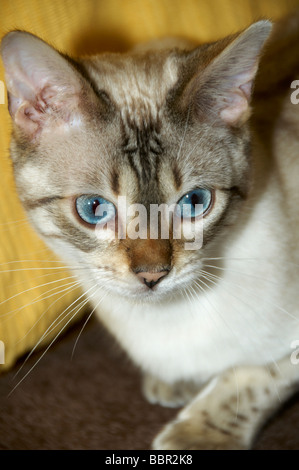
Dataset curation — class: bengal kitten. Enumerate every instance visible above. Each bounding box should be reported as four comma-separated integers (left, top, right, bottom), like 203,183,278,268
1,13,299,449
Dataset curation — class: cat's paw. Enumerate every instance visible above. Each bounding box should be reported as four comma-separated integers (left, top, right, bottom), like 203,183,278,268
142,373,200,408
152,418,247,450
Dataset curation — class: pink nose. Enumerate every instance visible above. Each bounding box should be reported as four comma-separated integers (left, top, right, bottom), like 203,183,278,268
136,271,169,289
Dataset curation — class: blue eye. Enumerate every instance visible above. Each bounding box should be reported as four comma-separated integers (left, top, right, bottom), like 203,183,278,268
76,195,116,225
177,189,212,218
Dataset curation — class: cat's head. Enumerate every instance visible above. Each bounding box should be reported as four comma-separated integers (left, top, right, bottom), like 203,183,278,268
1,22,271,302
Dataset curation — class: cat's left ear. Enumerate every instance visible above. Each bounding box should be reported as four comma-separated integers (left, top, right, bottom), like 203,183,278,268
181,21,272,127
1,31,87,138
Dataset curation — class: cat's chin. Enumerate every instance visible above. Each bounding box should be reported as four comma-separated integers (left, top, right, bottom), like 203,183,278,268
108,288,167,304
104,283,185,305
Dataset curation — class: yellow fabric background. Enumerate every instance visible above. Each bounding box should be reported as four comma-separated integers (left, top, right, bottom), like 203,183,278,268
0,0,299,371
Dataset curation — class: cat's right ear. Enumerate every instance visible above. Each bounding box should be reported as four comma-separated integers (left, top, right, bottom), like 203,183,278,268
178,21,272,127
1,31,85,139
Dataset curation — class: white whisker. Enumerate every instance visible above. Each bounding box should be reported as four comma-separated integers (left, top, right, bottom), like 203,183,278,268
0,275,79,315
202,256,299,268
202,263,280,287
200,267,298,323
11,284,98,386
17,281,82,344
71,289,109,359
176,105,191,161
193,277,243,344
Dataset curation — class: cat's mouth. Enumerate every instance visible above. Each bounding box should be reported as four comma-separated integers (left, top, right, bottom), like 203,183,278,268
122,268,192,303
129,277,171,301
129,285,172,302
100,272,175,302
88,262,197,302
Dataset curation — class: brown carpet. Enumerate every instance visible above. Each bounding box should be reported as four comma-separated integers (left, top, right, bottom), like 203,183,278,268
0,315,298,450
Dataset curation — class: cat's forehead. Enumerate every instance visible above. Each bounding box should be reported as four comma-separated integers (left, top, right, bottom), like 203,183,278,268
70,52,182,197
81,51,179,125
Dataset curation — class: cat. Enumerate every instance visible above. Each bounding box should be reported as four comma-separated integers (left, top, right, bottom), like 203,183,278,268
1,12,299,450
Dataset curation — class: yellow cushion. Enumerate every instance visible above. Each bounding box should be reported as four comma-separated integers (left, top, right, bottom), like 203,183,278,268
0,0,298,371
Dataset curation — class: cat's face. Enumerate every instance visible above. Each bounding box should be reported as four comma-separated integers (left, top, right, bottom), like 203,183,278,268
1,23,271,302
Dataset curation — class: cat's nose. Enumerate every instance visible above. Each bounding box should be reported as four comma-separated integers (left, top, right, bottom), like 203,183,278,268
136,270,169,289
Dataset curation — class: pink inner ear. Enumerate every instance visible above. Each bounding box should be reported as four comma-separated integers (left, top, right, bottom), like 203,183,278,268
14,102,40,135
9,85,52,137
9,80,78,138
2,31,83,138
9,87,77,139
240,80,254,100
220,93,249,125
218,65,257,126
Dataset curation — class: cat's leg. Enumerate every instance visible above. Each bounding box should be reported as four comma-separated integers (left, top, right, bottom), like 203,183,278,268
142,373,200,408
153,356,299,450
